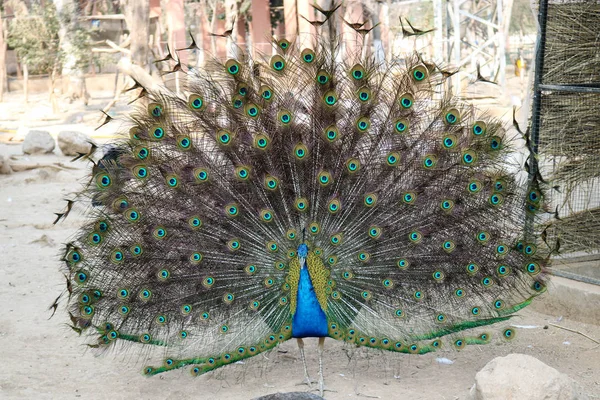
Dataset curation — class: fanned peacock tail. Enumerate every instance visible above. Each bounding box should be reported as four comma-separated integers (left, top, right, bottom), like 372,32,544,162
59,35,548,377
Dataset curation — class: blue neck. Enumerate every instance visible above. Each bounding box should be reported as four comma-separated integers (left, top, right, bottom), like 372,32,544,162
292,262,328,338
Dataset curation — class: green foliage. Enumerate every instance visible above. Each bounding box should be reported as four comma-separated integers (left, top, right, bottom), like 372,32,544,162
7,1,62,74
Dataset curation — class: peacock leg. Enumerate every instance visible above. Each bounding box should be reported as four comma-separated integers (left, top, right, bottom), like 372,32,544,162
296,338,313,388
318,337,325,397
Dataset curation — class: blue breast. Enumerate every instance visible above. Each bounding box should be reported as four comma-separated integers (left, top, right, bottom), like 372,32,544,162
292,266,328,338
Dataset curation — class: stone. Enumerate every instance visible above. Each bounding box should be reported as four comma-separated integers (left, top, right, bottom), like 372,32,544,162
0,155,13,174
469,354,588,400
57,131,92,156
22,130,55,154
252,393,324,400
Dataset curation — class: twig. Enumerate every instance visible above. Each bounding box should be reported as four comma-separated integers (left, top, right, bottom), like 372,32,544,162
548,323,600,344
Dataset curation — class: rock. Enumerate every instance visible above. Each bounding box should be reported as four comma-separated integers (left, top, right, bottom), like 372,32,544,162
469,354,588,400
252,393,324,400
0,155,13,174
57,131,92,156
22,130,55,154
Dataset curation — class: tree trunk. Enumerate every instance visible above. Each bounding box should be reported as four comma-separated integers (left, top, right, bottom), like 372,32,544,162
54,0,90,105
0,8,7,102
123,0,151,70
23,64,29,103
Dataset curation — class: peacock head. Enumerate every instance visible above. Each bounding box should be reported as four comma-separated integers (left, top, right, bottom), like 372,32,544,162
297,243,308,258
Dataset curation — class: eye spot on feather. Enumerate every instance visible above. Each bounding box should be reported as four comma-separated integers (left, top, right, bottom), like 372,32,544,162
270,55,286,71
357,252,370,262
386,152,400,166
181,304,192,315
227,239,241,251
188,94,204,110
110,249,125,263
80,305,94,318
225,203,239,217
166,174,179,188
301,48,315,63
135,146,150,160
445,109,460,125
266,240,279,253
397,258,409,269
368,226,382,239
194,168,209,182
225,59,240,75
308,222,320,234
295,197,308,212
328,198,341,214
177,136,192,150
350,64,365,80
462,149,477,165
489,193,503,206
357,87,371,102
454,288,465,297
440,199,454,212
394,119,408,134
88,232,103,245
330,233,343,246
278,110,292,125
400,93,414,109
95,173,112,188
356,117,370,132
157,269,170,280
151,126,165,140
411,65,428,81
442,134,457,149
466,262,479,275
190,252,203,264
316,70,330,84
532,280,546,293
432,270,445,281
364,193,378,207
413,291,424,300
526,262,540,275
293,143,308,159
409,231,422,243
264,175,279,190
402,191,416,204
476,231,490,243
148,103,163,118
442,240,455,253
216,129,234,145
472,121,487,136
245,104,260,118
346,158,360,173
481,277,494,287
423,154,437,169
468,180,482,193
503,328,515,340
153,226,167,239
223,292,235,304
324,91,338,106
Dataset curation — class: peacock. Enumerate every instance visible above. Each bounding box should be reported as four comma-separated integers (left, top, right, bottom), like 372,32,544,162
56,7,548,397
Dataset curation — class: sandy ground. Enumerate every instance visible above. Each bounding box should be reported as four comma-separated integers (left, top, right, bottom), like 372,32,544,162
0,75,599,399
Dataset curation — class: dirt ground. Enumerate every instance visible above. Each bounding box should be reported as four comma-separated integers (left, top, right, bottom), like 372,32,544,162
0,72,599,399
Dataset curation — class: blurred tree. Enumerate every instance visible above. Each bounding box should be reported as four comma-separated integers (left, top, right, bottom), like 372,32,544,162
54,0,92,105
7,0,62,110
122,0,150,69
0,5,7,102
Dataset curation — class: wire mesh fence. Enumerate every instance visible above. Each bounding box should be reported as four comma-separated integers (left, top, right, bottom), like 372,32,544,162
532,0,600,284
